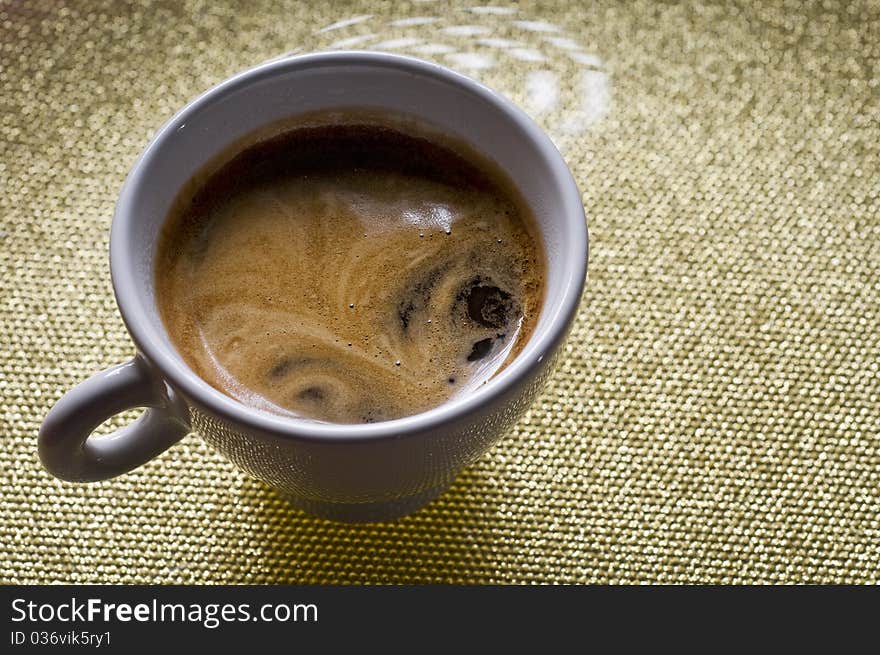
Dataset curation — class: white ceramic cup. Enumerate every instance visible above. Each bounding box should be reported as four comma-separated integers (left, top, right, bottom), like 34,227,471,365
39,52,588,522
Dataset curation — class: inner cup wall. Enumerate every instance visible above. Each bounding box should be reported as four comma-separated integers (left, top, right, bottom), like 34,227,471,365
116,57,578,401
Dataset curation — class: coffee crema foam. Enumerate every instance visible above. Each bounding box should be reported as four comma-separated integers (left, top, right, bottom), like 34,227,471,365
156,116,545,423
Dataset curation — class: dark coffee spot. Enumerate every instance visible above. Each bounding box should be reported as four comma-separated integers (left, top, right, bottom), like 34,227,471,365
398,266,446,332
268,357,293,379
464,281,515,329
467,338,494,362
298,386,324,401
361,408,388,423
398,300,415,330
448,377,456,384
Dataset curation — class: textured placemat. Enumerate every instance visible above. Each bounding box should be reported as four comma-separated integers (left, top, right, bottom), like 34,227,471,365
1,0,878,584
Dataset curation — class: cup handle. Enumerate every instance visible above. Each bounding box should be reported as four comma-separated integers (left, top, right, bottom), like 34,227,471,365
39,355,190,482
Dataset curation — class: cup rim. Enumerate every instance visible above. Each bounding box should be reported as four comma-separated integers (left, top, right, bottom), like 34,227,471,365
110,51,587,443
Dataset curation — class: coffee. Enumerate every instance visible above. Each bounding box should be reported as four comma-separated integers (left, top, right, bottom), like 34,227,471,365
156,113,545,423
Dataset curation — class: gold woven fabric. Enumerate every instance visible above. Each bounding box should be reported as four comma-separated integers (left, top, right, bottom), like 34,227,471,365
2,0,878,584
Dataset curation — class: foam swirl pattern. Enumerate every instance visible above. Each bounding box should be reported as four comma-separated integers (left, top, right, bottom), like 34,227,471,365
157,122,545,423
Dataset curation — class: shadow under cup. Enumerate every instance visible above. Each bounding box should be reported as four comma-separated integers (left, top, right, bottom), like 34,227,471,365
60,52,588,522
